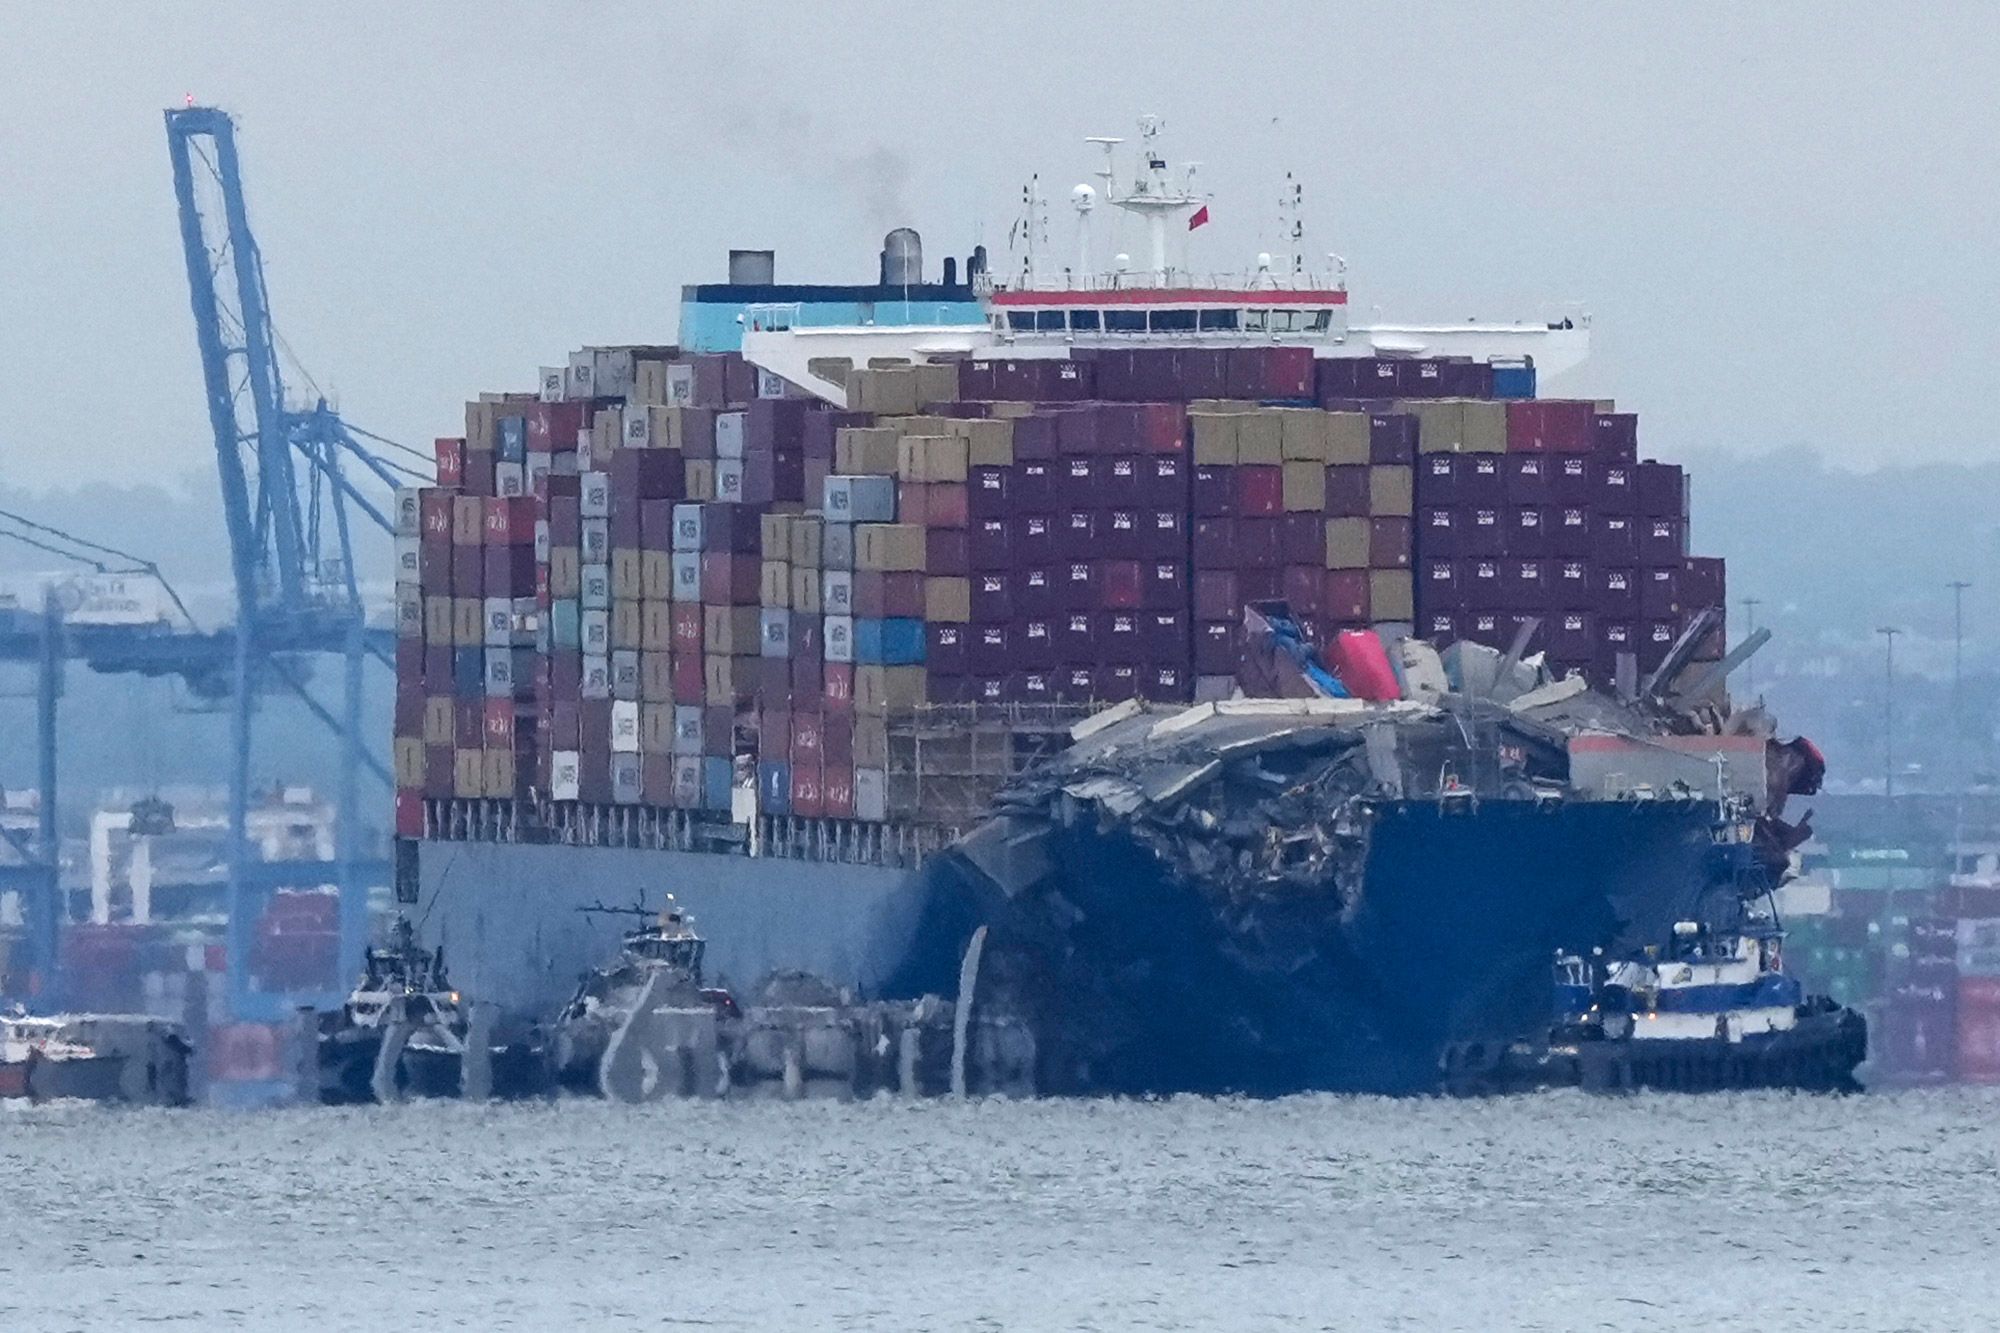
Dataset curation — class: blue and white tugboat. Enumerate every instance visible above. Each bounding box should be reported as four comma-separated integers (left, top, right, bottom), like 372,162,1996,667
1465,806,1866,1094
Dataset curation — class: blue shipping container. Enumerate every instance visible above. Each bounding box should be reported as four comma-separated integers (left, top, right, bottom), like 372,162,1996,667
758,761,791,815
1491,363,1537,399
854,616,927,666
702,757,734,813
452,647,484,695
498,416,527,462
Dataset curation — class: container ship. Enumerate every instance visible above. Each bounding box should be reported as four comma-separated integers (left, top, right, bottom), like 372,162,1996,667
385,121,1816,1093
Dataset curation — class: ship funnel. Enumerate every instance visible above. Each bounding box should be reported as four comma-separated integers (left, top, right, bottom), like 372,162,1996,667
881,227,922,285
728,249,775,285
942,255,958,286
969,245,988,280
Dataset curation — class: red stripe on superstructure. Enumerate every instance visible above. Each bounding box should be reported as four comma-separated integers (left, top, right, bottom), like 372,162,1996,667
988,287,1348,307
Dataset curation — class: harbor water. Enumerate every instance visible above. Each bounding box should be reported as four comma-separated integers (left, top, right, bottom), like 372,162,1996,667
3,1089,1997,1330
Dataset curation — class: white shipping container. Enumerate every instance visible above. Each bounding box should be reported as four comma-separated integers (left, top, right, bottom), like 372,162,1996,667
566,350,595,400
533,519,551,565
580,518,610,564
757,367,789,400
51,574,179,627
551,750,583,802
714,459,745,502
540,366,565,403
495,462,526,497
579,471,611,519
527,451,553,492
672,502,706,552
483,597,512,646
671,553,701,600
611,648,640,700
395,588,423,636
623,403,652,448
581,654,611,699
760,608,791,659
512,596,539,647
580,564,611,610
854,767,888,823
666,362,695,406
392,486,422,536
672,705,703,755
824,614,854,664
594,347,635,400
821,570,854,615
715,411,746,459
483,650,514,697
580,608,611,655
393,534,422,584
610,699,641,753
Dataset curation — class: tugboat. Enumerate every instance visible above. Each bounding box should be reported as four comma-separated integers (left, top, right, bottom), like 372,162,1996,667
317,917,470,1103
550,897,739,1101
1455,805,1867,1094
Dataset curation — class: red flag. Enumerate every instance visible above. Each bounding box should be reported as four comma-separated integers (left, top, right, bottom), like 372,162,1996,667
1187,205,1210,231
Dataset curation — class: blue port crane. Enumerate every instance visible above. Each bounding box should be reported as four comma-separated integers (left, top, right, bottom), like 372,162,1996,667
161,104,418,1022
0,108,418,1032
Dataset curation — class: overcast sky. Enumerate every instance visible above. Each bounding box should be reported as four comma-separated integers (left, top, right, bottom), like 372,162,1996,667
3,3,1996,498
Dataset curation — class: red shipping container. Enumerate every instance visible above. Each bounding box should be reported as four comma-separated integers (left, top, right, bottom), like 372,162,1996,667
1236,466,1283,517
1283,565,1323,616
394,789,425,837
1329,631,1399,699
1956,976,2000,1082
823,663,855,711
1226,346,1314,399
1100,560,1143,609
1137,402,1188,453
1324,569,1369,621
434,438,467,487
821,764,855,819
482,698,515,750
790,760,825,818
671,653,705,705
822,715,854,766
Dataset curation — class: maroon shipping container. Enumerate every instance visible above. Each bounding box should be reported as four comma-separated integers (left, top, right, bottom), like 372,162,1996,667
1326,465,1370,515
1369,517,1412,569
1236,466,1283,517
972,572,1013,623
1226,346,1314,399
1192,516,1236,567
927,527,970,576
1506,399,1594,453
1640,517,1686,568
1100,559,1143,609
1011,414,1059,460
1057,407,1102,457
1591,413,1639,462
1278,512,1321,565
1059,612,1095,663
971,518,1011,571
1096,611,1141,664
1015,512,1056,562
1416,454,1458,504
1324,569,1369,622
1143,455,1188,506
1236,518,1281,570
701,553,761,604
1192,464,1235,517
968,465,1009,517
1369,412,1418,465
1421,558,1463,611
1682,556,1727,611
1635,461,1687,518
1193,569,1238,621
1283,565,1322,616
1194,619,1238,674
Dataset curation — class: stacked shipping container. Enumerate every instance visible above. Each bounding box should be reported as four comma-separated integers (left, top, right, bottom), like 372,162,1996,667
392,345,1729,836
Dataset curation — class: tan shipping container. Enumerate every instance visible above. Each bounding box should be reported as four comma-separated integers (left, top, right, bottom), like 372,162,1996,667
642,600,674,653
1325,517,1370,570
611,550,643,600
1235,411,1283,466
1369,465,1415,517
1461,400,1508,453
1325,412,1371,466
1190,413,1239,465
960,418,1015,466
611,599,642,651
704,653,746,704
454,748,485,799
452,598,485,647
835,426,901,476
789,516,824,569
684,459,716,502
641,550,673,600
641,650,674,703
760,512,792,559
854,665,926,715
424,596,454,645
703,605,763,656
913,361,960,407
422,696,455,747
760,559,791,609
1411,400,1467,454
853,717,890,769
550,547,582,599
924,576,972,623
857,523,926,572
641,702,674,754
1282,461,1327,512
393,737,427,788
1279,410,1329,463
1369,570,1415,621
790,567,823,614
